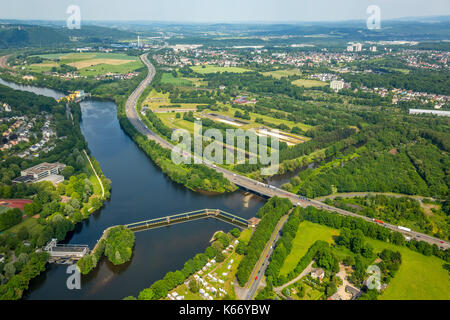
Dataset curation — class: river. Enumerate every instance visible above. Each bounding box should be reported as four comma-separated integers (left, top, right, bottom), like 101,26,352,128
0,79,265,299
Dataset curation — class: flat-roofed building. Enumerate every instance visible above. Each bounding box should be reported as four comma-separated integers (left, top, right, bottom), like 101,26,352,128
409,109,450,117
36,174,65,185
13,162,66,184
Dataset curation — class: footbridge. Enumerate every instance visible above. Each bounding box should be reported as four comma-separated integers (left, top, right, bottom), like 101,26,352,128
125,209,252,232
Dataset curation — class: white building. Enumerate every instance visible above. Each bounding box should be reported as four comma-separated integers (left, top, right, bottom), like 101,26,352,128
409,109,450,117
330,80,345,92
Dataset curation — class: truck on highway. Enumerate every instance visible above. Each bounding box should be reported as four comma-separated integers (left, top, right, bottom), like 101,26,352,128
398,226,411,232
373,219,385,224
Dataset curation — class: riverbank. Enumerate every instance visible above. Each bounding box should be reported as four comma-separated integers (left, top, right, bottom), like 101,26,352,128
0,64,265,300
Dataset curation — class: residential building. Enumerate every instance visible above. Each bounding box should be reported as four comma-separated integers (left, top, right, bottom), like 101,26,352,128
330,80,345,92
311,268,325,281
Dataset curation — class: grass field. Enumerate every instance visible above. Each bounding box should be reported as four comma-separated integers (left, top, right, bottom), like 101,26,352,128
262,69,302,79
280,221,338,276
78,60,142,76
190,65,251,74
27,52,142,76
292,79,328,88
280,220,450,299
0,206,10,214
366,238,450,300
5,216,42,236
160,73,193,86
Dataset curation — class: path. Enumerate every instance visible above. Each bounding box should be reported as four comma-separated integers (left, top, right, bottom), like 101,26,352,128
0,55,9,69
83,149,105,198
274,260,314,294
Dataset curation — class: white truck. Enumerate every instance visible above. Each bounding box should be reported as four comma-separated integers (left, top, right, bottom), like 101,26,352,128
398,226,411,232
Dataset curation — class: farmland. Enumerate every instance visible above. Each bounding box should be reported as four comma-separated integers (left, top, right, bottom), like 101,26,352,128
25,52,143,76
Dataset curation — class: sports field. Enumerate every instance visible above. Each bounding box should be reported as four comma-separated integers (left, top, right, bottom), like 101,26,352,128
0,199,32,210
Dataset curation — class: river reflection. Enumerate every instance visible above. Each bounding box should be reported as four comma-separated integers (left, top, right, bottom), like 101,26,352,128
0,79,265,299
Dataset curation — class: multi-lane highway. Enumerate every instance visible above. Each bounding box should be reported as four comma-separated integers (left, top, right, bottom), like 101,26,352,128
125,53,449,251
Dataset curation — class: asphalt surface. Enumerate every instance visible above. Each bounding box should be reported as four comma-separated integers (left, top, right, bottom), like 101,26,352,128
125,53,449,254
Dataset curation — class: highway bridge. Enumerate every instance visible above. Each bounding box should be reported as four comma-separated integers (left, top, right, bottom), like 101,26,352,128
124,53,449,251
125,209,251,232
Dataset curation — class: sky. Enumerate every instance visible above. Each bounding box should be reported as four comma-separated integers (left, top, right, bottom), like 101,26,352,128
0,0,450,22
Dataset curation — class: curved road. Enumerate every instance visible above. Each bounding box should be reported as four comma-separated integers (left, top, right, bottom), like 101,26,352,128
125,53,449,251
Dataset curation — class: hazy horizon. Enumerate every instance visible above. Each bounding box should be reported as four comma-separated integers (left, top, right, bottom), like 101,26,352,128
1,0,450,23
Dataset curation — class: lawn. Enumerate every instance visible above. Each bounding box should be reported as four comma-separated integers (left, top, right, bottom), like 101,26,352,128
190,65,251,74
239,228,253,244
280,220,450,300
292,79,328,88
280,221,338,276
262,69,302,79
161,73,193,86
366,238,450,300
78,60,142,76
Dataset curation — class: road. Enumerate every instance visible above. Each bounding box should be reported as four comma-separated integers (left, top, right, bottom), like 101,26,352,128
274,261,314,295
125,53,449,252
245,214,289,300
314,192,436,203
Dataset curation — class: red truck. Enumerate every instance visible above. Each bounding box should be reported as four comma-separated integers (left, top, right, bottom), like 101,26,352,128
374,219,385,224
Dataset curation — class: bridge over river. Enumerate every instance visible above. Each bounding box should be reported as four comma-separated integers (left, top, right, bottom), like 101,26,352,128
125,208,252,232
44,209,254,263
